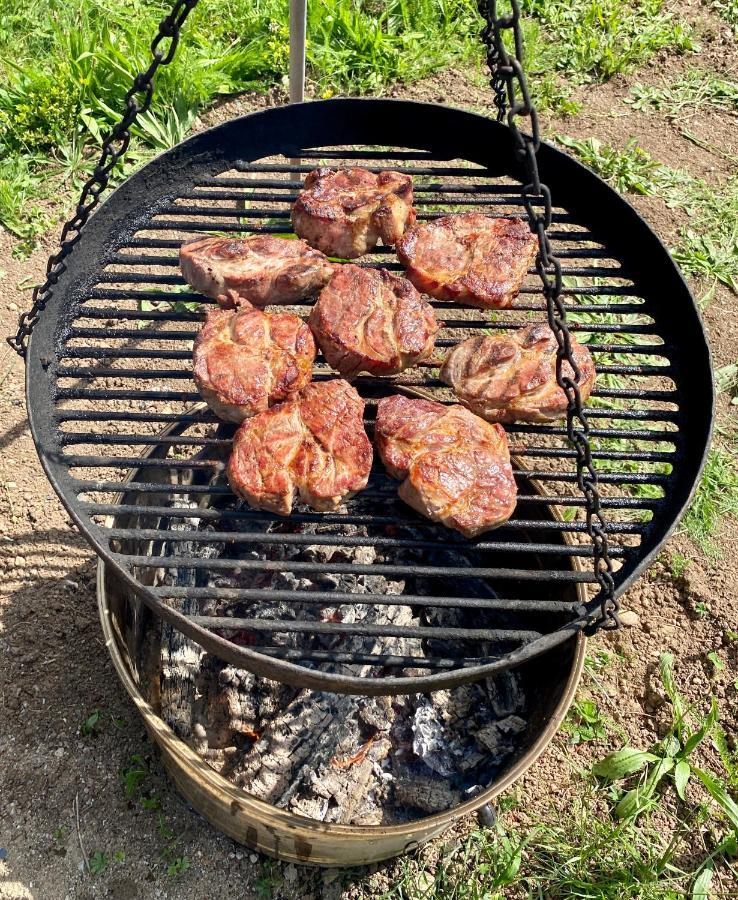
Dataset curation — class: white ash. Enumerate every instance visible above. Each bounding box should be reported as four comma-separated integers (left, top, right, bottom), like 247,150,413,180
148,499,529,824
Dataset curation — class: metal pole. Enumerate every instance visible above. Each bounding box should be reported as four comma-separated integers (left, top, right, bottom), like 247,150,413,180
289,0,307,104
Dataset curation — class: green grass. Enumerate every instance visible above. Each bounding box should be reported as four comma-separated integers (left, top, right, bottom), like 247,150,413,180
0,0,702,252
520,0,694,83
711,0,738,30
681,447,738,556
558,135,738,293
0,0,482,252
629,69,738,118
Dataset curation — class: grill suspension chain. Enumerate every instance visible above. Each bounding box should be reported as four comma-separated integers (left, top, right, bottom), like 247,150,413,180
476,0,619,631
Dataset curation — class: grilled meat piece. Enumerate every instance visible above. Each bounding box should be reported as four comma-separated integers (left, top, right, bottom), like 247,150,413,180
396,214,537,309
375,395,517,537
192,303,316,424
291,167,416,259
308,265,438,378
227,379,372,515
179,235,333,307
440,323,596,423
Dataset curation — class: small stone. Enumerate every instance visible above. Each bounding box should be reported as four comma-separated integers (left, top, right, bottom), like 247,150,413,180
249,854,258,864
618,610,640,627
284,864,298,883
413,871,435,896
54,748,65,758
13,556,26,567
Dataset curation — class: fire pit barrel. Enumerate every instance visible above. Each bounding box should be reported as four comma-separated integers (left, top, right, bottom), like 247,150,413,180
98,563,584,867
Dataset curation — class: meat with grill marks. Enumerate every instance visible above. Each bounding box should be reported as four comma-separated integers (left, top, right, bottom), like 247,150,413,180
308,265,438,378
396,214,537,309
179,235,333,307
291,167,416,259
440,323,596,424
192,301,316,423
374,395,517,538
227,379,372,515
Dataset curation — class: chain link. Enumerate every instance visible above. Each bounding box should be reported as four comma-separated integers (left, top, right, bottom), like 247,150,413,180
7,0,201,357
477,0,619,631
476,1,508,121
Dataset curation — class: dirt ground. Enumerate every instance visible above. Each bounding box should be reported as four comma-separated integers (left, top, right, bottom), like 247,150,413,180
1,8,737,899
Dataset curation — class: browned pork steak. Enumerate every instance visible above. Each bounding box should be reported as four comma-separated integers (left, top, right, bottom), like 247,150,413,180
179,235,333,307
441,323,596,423
308,265,438,378
192,304,316,424
375,395,517,537
227,379,372,515
396,214,537,309
291,167,416,259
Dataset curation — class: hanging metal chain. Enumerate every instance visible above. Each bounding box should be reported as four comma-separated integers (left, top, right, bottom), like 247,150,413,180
477,0,619,630
7,0,201,357
476,0,508,121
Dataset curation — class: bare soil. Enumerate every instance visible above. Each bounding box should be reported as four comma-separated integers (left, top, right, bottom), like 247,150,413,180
1,7,737,898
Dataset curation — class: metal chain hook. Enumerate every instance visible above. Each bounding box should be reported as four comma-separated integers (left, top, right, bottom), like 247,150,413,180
477,0,619,631
7,0,201,358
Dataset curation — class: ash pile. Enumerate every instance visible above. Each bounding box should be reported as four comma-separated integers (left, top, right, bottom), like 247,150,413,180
148,500,528,826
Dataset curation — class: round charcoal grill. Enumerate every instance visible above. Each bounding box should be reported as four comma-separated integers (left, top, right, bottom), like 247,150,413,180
15,5,713,696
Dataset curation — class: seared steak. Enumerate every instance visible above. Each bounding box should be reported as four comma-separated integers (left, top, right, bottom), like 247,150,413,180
440,323,596,423
227,379,372,515
291,167,416,259
192,303,316,423
308,265,438,377
396,214,537,309
179,235,333,307
375,395,517,537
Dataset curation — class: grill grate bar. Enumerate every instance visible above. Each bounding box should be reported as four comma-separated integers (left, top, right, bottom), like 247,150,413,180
232,162,499,175
105,525,624,556
132,220,597,240
120,552,598,581
62,446,674,467
74,300,652,319
189,615,543,642
105,254,627,282
216,647,510,670
89,275,637,299
63,453,668,482
158,204,577,224
69,302,650,327
58,423,676,443
147,585,582,612
176,191,552,208
81,501,646,532
119,235,614,259
75,478,656,509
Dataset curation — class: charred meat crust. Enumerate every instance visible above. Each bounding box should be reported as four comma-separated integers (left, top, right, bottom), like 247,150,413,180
192,304,316,423
308,265,438,377
291,167,416,259
374,395,517,537
396,214,537,309
440,323,596,423
227,379,373,515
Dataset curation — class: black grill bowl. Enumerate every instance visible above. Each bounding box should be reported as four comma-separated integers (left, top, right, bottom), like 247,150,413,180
26,99,713,693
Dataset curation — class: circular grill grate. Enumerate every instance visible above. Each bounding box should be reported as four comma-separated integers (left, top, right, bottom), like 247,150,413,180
26,100,713,694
